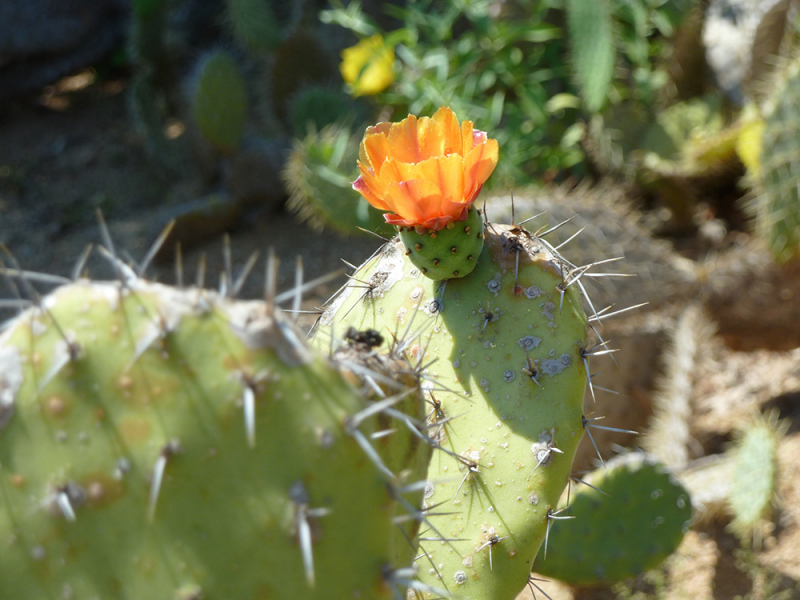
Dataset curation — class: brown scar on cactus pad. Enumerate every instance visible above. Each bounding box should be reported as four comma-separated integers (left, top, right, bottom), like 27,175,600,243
315,220,593,599
0,272,433,599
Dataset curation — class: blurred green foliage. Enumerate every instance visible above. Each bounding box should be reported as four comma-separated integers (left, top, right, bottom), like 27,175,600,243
322,0,692,187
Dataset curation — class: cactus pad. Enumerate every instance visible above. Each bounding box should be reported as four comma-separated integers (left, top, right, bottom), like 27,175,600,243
756,58,800,262
226,0,282,53
191,50,249,155
283,123,390,235
316,221,589,598
727,411,785,543
533,452,693,585
0,278,429,599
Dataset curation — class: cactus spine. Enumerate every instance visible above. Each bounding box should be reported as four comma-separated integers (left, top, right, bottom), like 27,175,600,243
315,220,589,598
0,273,431,598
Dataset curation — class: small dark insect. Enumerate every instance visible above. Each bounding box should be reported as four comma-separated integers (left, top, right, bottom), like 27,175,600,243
501,231,526,255
344,327,384,348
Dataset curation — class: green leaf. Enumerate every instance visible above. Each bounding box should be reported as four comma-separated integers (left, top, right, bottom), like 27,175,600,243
546,93,582,113
567,0,615,113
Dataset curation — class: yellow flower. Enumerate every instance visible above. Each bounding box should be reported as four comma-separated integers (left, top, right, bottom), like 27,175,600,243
340,34,395,96
352,106,499,231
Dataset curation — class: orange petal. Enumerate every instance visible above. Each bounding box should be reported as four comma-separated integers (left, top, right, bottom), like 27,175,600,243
412,154,465,207
383,213,418,228
419,214,456,230
460,121,474,157
420,202,469,230
386,115,422,163
359,122,391,166
463,139,499,202
416,115,443,161
361,132,393,174
431,107,462,156
356,163,391,211
376,158,417,188
382,178,441,224
365,121,392,137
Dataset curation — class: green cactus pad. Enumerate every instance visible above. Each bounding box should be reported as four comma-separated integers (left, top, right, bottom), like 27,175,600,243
283,123,391,236
757,58,800,262
533,452,693,585
315,222,589,599
567,0,614,112
288,86,356,138
728,412,785,542
191,50,249,155
398,206,484,279
226,0,283,53
0,279,428,599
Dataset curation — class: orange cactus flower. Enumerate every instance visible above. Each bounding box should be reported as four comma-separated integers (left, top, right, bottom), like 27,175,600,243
352,107,499,231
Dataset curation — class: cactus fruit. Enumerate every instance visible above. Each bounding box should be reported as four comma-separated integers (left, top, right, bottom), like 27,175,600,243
0,272,432,598
532,452,693,585
398,206,485,279
314,220,591,598
283,123,390,235
190,49,250,155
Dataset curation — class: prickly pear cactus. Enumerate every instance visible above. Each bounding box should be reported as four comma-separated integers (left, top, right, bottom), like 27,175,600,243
753,58,800,263
315,221,589,598
283,123,390,235
533,452,693,585
191,49,250,155
288,85,357,137
0,277,430,599
727,411,786,543
225,0,283,54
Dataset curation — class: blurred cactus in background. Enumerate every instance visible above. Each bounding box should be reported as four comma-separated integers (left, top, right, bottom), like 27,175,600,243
190,49,249,155
746,57,800,263
282,123,390,234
